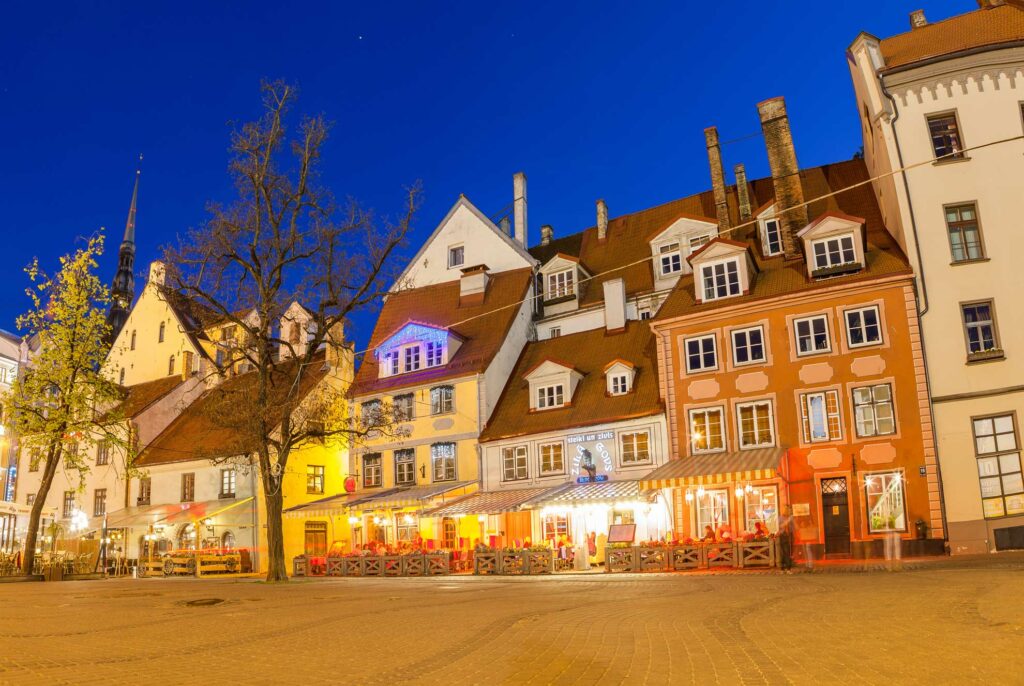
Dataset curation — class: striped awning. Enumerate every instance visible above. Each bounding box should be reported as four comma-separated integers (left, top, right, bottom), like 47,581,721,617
523,480,651,508
284,492,371,518
425,487,555,517
349,481,477,512
639,448,785,490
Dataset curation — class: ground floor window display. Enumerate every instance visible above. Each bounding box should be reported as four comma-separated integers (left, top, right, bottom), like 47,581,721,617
864,471,907,533
694,489,730,537
973,414,1024,518
744,485,778,534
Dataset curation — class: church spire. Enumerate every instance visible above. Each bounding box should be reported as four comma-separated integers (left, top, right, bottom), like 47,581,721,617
106,157,141,346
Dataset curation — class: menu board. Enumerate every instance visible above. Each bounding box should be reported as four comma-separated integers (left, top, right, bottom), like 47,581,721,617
607,524,636,543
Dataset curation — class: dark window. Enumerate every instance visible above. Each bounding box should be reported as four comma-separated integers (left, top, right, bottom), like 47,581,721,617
945,204,984,262
812,235,857,271
762,219,782,256
363,453,382,488
119,368,125,385
394,449,416,486
927,112,964,160
96,441,110,466
181,473,195,502
393,394,414,421
304,521,328,556
138,477,151,506
431,443,457,482
130,330,136,350
306,465,325,494
168,355,175,376
701,260,740,300
220,469,236,498
962,301,999,355
158,321,166,343
685,335,717,372
845,306,882,348
731,326,765,365
93,489,107,517
795,315,831,355
63,491,75,519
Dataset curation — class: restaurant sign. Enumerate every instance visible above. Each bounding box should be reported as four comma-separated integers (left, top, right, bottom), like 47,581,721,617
567,430,615,481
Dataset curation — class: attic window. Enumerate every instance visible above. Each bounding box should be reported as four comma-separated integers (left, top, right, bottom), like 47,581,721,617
659,243,682,276
761,219,783,256
811,235,859,277
700,259,741,301
609,373,630,396
546,269,575,300
382,350,399,376
448,245,465,269
537,384,565,410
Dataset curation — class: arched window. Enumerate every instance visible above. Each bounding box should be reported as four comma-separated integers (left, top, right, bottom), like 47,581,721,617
130,330,136,350
221,530,236,550
177,524,196,551
168,355,175,376
158,321,166,343
119,368,125,385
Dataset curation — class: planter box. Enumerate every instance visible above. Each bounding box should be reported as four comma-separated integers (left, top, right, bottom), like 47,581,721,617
341,557,362,577
361,556,384,576
425,552,449,576
705,542,738,568
499,550,526,575
811,262,861,279
326,557,344,577
403,555,426,577
606,547,636,573
473,551,500,575
524,550,553,575
637,546,668,572
670,545,702,570
967,349,1004,363
738,540,776,568
381,555,403,577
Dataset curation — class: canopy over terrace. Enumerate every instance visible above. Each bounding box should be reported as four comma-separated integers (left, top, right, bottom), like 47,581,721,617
523,480,670,544
638,447,787,490
427,487,556,518
282,491,399,519
352,482,477,512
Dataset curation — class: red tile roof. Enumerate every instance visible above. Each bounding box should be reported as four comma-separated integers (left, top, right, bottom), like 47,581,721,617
878,5,1024,70
349,268,534,398
479,321,662,443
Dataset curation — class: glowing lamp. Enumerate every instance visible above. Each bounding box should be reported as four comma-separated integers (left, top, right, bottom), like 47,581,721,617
696,486,705,498
735,486,744,499
684,490,693,502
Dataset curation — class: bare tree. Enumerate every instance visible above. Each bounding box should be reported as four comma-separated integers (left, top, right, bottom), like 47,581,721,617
164,80,419,581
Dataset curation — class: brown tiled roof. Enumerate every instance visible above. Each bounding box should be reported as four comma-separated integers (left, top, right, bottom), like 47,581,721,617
879,5,1024,70
655,159,912,322
349,268,534,398
115,375,184,419
136,352,330,465
479,321,662,443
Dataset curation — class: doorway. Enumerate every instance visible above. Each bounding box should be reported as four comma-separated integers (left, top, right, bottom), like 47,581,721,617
820,477,851,555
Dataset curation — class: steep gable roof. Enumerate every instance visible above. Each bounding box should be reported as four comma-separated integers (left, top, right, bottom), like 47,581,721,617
878,4,1024,70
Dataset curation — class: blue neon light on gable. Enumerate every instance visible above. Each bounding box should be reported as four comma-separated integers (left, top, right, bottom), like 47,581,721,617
376,322,449,360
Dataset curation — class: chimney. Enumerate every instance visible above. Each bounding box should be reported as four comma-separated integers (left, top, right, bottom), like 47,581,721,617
704,127,731,231
148,260,166,287
602,278,626,332
499,216,511,236
976,0,1006,8
909,9,927,28
459,265,490,305
734,164,752,222
757,97,808,260
540,225,553,246
326,321,347,371
596,199,608,241
513,172,527,246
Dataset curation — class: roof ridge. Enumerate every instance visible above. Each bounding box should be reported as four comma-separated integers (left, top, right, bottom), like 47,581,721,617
880,5,1007,43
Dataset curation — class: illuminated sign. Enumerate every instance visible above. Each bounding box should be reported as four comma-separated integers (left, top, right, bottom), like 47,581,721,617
568,430,614,480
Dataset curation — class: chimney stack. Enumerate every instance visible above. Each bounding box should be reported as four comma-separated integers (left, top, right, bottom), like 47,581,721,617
540,225,553,246
704,127,731,231
734,164,752,222
596,199,608,241
602,278,627,332
513,172,527,247
148,260,166,287
757,97,807,260
909,9,927,28
499,216,511,236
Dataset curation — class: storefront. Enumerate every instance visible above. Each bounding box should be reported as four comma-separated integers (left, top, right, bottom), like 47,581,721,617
346,481,477,549
425,487,552,548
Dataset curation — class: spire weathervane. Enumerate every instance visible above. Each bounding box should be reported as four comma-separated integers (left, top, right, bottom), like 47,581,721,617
105,156,142,347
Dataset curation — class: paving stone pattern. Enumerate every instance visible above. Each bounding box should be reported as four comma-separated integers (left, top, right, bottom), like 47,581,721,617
1,563,1023,685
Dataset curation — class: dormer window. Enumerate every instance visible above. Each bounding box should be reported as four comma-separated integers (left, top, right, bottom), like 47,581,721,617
403,345,421,372
812,235,857,273
383,350,399,376
610,374,629,395
375,322,462,380
425,341,443,367
604,359,636,396
659,243,682,276
700,259,741,301
547,269,575,300
448,245,465,269
761,219,783,256
537,384,565,410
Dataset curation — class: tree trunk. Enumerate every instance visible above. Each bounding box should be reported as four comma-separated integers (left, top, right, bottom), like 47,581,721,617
263,485,287,582
22,443,62,575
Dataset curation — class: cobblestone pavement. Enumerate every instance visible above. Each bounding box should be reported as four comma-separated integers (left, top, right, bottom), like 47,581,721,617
1,563,1023,685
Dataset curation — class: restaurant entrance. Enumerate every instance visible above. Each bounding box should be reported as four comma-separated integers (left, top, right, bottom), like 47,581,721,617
821,477,851,556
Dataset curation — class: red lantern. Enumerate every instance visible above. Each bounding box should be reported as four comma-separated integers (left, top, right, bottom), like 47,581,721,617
343,475,356,493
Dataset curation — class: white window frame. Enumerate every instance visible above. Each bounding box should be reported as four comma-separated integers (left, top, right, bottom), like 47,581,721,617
761,218,782,256
549,327,561,339
381,349,399,377
700,258,741,301
394,449,416,486
431,442,457,482
689,406,726,453
744,485,779,533
448,244,465,269
546,269,575,299
659,242,682,276
620,431,651,465
811,234,857,271
220,469,237,498
363,453,382,488
403,345,421,372
430,385,454,415
696,489,730,533
731,325,766,366
794,315,831,356
609,373,630,396
684,334,718,374
502,445,529,482
853,383,896,437
425,341,444,368
800,390,843,443
736,400,776,449
845,306,883,349
536,384,565,410
864,471,908,533
539,442,565,475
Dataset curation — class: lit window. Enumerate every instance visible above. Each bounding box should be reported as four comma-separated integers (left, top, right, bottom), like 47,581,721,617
363,453,382,488
27,493,35,506
794,315,831,355
93,489,107,517
537,385,565,410
394,449,416,486
745,486,779,533
546,269,575,299
430,386,454,415
220,469,236,498
811,235,857,271
431,442,457,482
610,373,630,396
962,301,1000,356
737,400,775,449
620,432,650,464
690,407,725,453
700,259,741,301
502,446,528,481
696,489,729,534
800,390,842,443
926,112,964,160
448,245,465,268
306,465,325,494
761,219,782,256
539,443,564,474
974,414,1023,518
945,204,984,262
403,346,421,372
865,472,907,532
845,306,882,348
685,334,717,373
731,326,766,366
659,243,682,276
392,394,414,421
304,522,328,556
96,441,110,466
542,514,569,542
425,341,444,367
853,384,896,437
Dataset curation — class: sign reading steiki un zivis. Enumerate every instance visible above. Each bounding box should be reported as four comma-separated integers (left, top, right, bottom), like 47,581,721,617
567,430,614,483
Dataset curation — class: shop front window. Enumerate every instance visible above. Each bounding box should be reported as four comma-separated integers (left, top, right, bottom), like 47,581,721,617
974,414,1023,518
542,514,569,543
864,472,907,533
696,489,729,534
396,514,418,541
744,486,778,533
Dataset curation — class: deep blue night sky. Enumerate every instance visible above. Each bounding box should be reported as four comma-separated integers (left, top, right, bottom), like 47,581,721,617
0,1,970,347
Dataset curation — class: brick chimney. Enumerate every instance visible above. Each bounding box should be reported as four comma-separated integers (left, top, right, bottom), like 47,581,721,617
704,127,730,231
513,172,527,247
596,199,608,241
909,9,927,28
540,225,553,246
734,164,752,222
757,97,807,260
